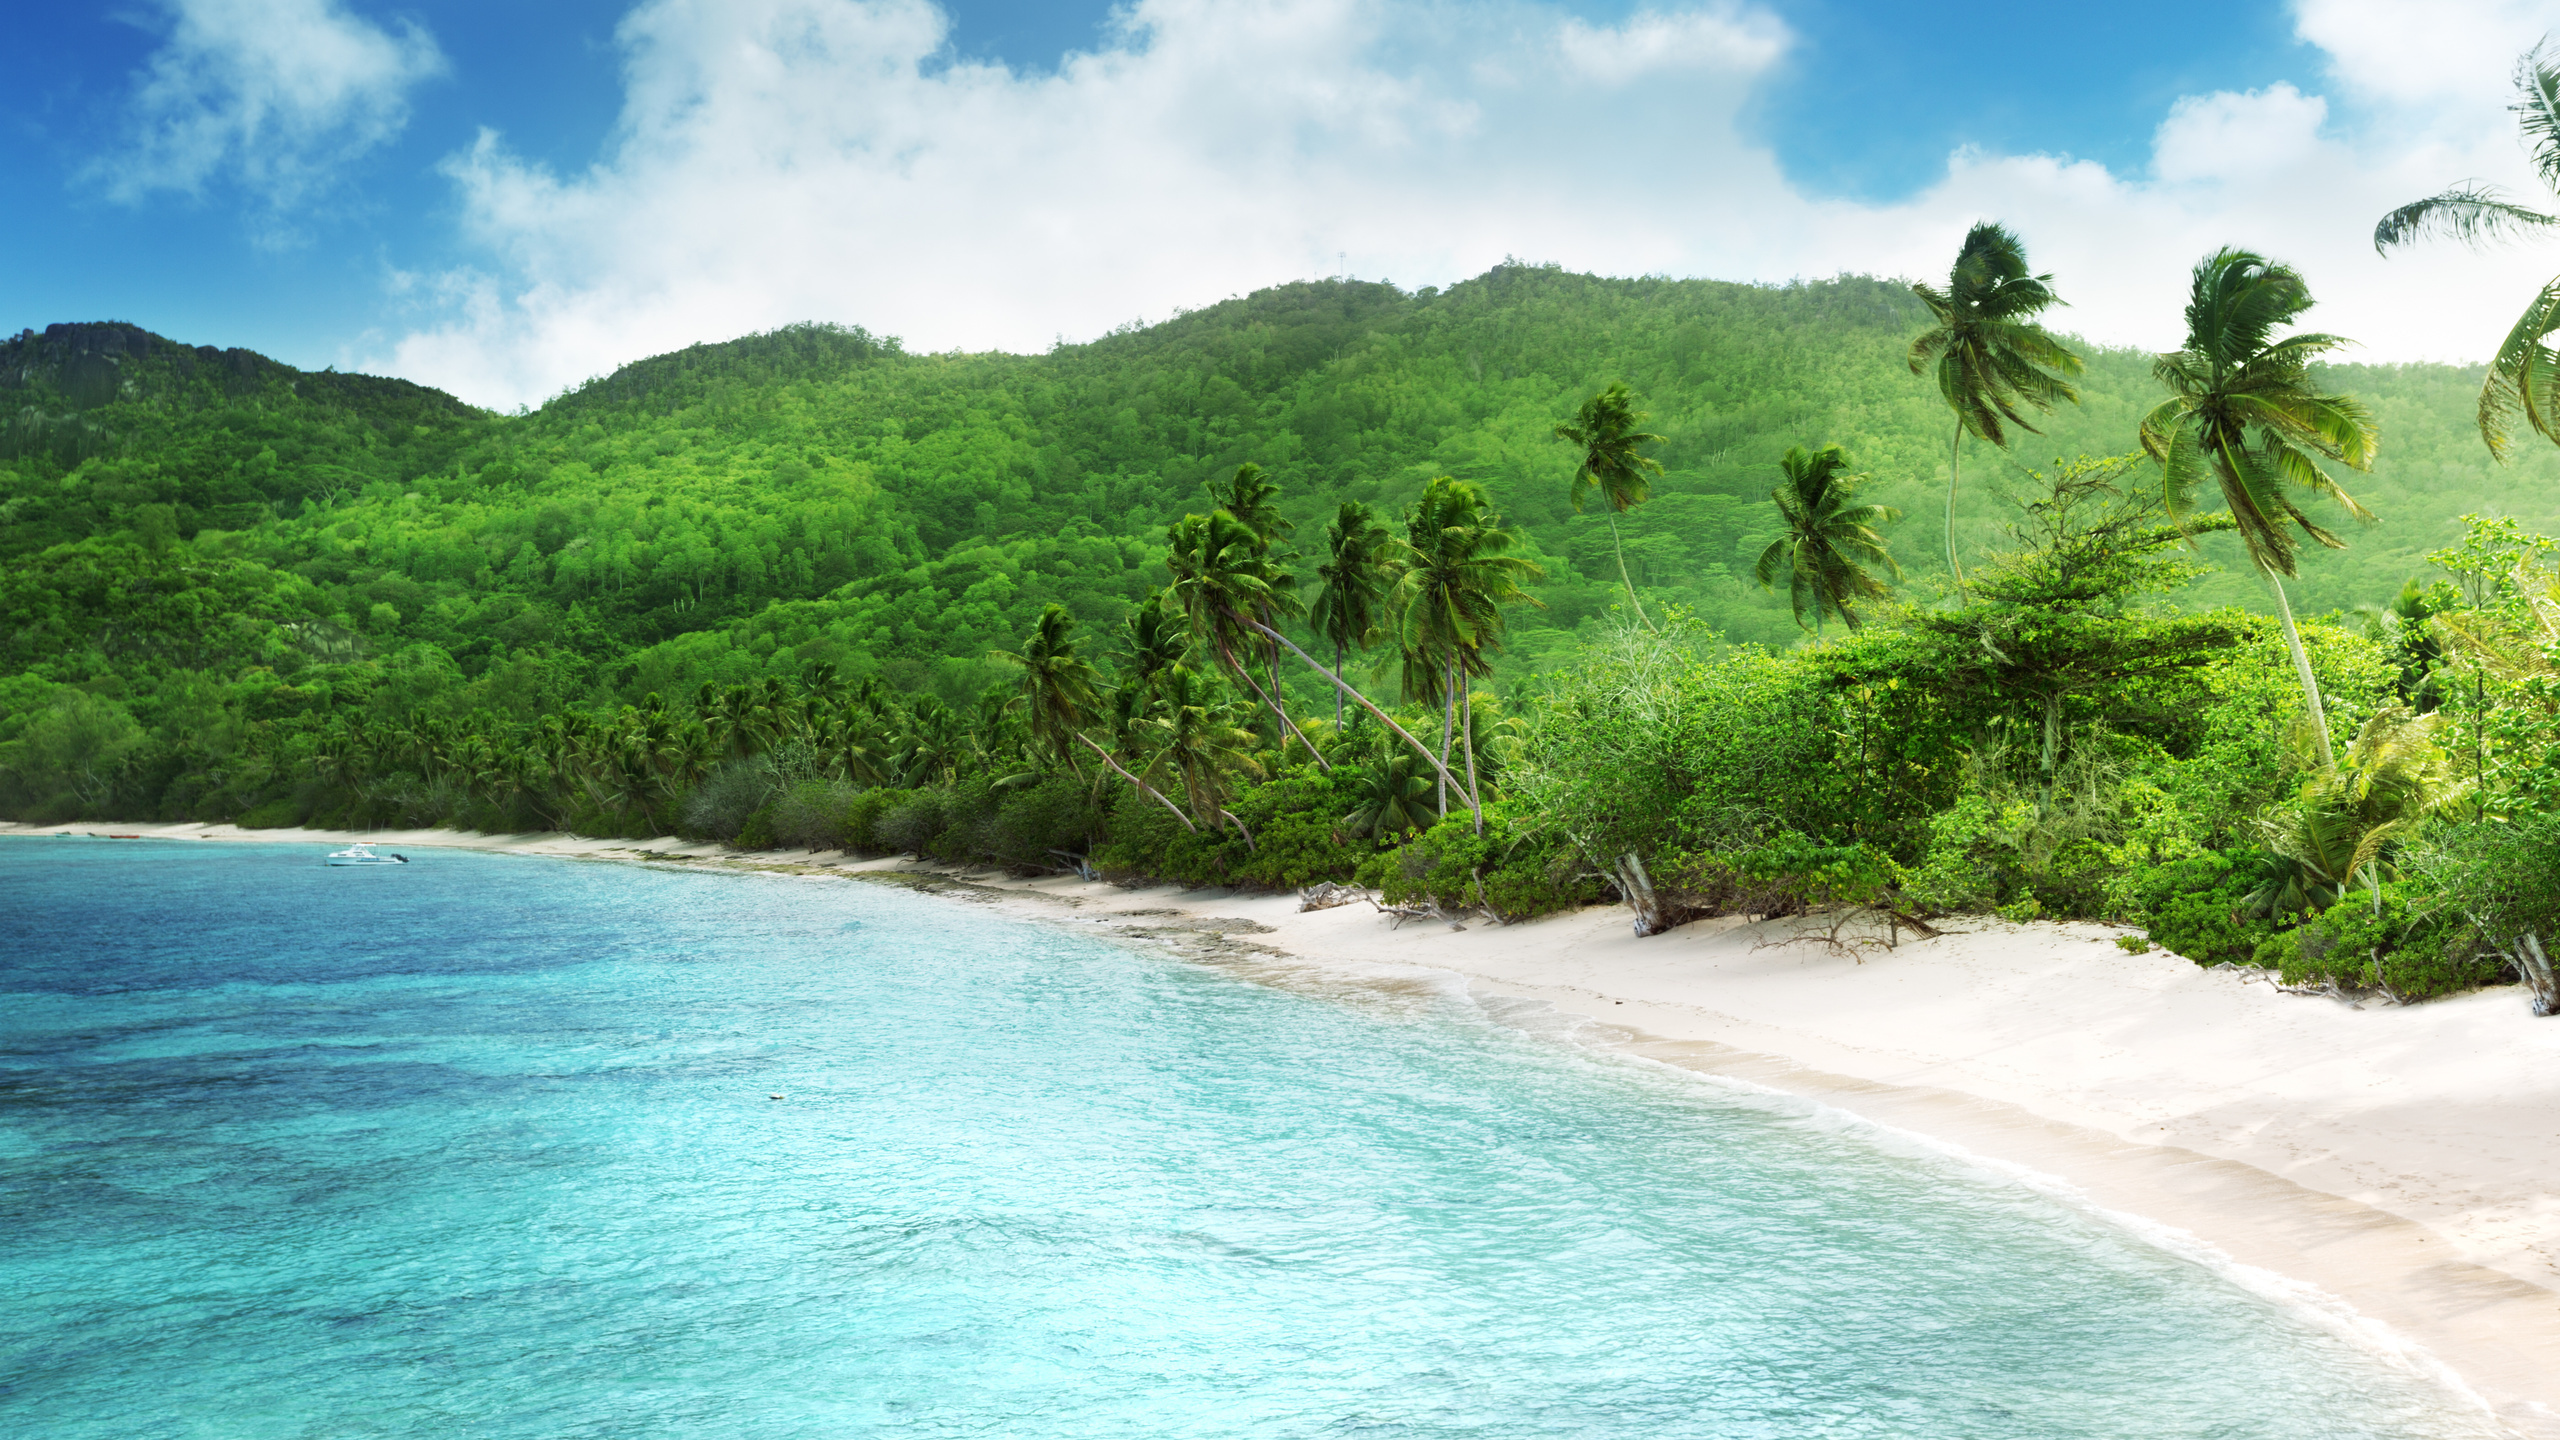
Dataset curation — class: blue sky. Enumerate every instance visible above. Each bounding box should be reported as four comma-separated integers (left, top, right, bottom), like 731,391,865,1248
2,1,2542,406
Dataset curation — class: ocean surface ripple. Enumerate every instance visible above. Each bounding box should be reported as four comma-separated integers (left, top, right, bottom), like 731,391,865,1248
0,841,2507,1438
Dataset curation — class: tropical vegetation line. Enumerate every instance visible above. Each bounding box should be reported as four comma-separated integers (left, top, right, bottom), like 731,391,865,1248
14,49,2560,1010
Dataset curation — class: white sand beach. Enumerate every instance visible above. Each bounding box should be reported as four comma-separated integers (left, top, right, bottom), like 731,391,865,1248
14,819,2560,1434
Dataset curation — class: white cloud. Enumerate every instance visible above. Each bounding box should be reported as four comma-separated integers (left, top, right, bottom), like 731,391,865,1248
93,0,444,211
377,0,2560,409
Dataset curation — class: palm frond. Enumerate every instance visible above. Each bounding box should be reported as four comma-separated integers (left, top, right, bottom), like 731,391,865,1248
2516,41,2560,195
2480,275,2560,458
2373,183,2560,252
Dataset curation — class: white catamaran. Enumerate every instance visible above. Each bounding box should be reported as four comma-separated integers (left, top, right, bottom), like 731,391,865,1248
325,843,409,867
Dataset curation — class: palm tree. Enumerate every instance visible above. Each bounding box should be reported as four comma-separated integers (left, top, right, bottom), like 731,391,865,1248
995,603,1103,779
1307,501,1397,727
2374,43,2560,459
1908,222,2084,599
1554,383,1665,629
1338,731,1434,840
2254,707,2466,919
1205,463,1296,742
1392,475,1545,826
1164,508,1326,767
2139,248,2378,770
1755,444,1901,636
1147,665,1265,846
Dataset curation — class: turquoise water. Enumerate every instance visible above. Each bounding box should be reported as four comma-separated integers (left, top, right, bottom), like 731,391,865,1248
0,839,2505,1438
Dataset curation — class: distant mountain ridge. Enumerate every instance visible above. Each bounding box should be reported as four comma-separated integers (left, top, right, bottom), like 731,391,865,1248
3,267,2553,707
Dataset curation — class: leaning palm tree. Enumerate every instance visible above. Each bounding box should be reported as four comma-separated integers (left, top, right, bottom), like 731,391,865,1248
1307,501,1398,727
1167,508,1470,811
1908,222,2084,599
994,603,1103,779
2374,42,2560,459
1755,444,1901,636
1555,383,1666,629
1392,475,1545,826
2139,248,2378,769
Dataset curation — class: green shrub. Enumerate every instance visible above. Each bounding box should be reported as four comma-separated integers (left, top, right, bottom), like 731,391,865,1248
839,788,907,853
1376,806,1616,921
769,778,860,849
2263,884,2493,1000
682,759,779,842
238,799,301,829
2119,851,2278,966
1655,832,1899,920
982,776,1101,870
734,805,777,850
1228,766,1369,890
875,790,949,857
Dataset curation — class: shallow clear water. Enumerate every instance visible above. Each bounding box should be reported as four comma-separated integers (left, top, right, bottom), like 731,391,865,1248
0,839,2506,1438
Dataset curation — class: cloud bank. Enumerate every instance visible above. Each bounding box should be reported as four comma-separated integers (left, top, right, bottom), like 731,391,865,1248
373,0,2560,409
92,0,444,217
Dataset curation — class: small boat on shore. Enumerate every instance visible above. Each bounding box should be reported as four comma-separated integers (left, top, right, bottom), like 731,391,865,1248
325,843,408,867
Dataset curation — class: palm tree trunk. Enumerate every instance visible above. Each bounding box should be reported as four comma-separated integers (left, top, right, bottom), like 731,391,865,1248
1945,421,1969,603
1331,639,1346,729
2263,565,2337,770
1074,734,1197,832
1607,510,1653,631
1461,678,1482,835
1437,658,1458,818
1246,617,1476,811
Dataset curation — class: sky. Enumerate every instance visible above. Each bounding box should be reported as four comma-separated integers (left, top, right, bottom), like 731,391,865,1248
4,0,2555,410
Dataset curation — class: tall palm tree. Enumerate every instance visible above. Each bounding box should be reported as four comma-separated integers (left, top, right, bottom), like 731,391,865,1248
1754,444,1901,636
1307,501,1397,727
1554,383,1666,629
2374,42,2560,459
2139,248,2378,770
995,603,1103,779
1908,222,2084,599
1392,476,1544,826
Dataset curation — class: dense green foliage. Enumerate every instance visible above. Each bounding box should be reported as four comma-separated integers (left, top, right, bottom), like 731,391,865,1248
12,261,2560,1009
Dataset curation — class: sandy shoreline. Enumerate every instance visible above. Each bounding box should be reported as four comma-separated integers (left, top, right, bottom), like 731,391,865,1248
12,819,2560,1434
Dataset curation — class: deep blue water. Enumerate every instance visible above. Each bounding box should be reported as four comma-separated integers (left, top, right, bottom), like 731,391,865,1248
0,838,2505,1438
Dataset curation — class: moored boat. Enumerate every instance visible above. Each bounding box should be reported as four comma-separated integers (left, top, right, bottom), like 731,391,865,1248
325,843,408,866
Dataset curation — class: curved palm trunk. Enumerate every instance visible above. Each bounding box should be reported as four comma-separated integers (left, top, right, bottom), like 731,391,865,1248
2264,565,2338,770
1244,616,1480,817
1074,733,1197,832
1607,510,1654,631
1461,680,1482,837
1225,640,1332,772
1945,421,1969,603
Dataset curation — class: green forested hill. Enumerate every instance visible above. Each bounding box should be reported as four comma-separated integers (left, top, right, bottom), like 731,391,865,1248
6,265,2559,806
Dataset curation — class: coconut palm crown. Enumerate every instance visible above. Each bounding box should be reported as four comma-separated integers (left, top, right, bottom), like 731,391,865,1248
1554,383,1666,628
1908,222,2084,597
1755,444,1900,635
2374,42,2560,459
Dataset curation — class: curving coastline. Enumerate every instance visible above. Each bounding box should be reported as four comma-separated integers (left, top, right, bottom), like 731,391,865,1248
13,820,2560,1436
